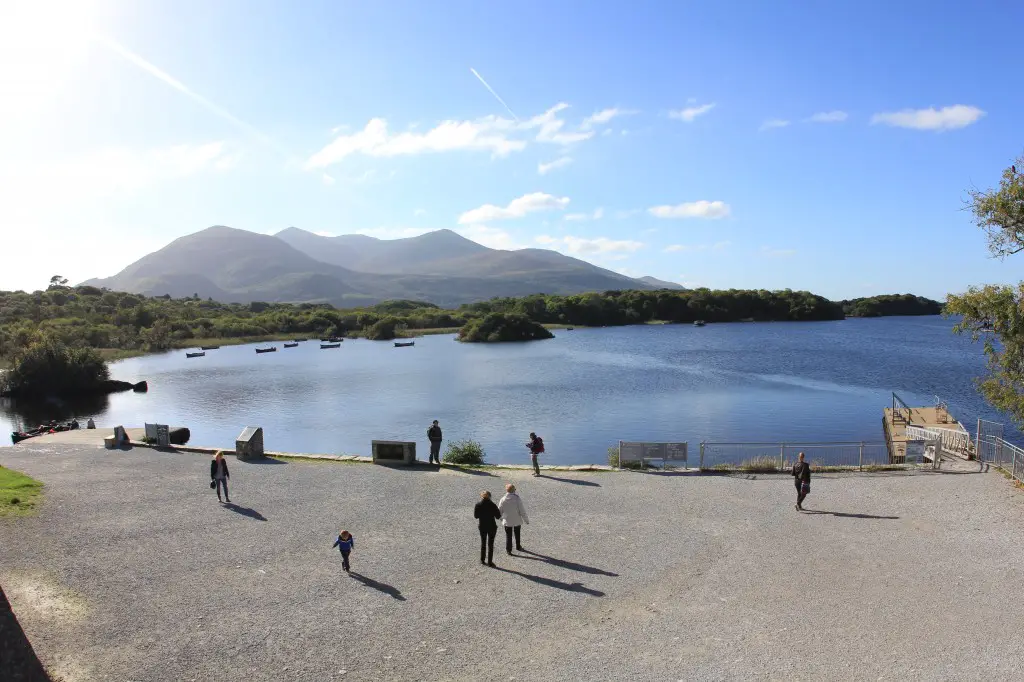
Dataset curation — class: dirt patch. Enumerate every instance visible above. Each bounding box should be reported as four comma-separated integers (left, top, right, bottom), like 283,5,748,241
5,574,87,624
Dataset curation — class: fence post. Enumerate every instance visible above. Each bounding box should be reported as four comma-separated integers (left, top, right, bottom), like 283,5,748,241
699,442,705,470
779,443,785,471
617,440,622,471
859,442,864,471
975,418,981,463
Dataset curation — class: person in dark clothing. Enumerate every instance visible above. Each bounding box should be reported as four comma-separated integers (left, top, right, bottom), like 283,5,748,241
427,420,443,465
526,432,544,476
791,451,811,510
332,530,355,571
211,451,231,503
474,491,502,566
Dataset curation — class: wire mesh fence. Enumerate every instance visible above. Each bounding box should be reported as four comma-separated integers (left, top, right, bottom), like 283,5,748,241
698,441,915,472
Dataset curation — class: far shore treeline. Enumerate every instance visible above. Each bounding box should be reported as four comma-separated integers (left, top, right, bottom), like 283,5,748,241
0,285,942,361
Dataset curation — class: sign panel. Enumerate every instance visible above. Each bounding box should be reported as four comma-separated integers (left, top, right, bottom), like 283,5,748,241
905,439,925,462
155,424,170,447
619,441,687,463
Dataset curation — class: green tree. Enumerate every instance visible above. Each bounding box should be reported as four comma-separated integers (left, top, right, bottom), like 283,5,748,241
949,154,1024,424
2,340,109,398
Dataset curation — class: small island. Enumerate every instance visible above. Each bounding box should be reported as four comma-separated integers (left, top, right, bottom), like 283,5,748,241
0,340,145,400
842,294,943,318
457,312,554,343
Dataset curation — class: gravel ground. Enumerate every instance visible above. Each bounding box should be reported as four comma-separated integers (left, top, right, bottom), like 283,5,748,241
1,442,1023,682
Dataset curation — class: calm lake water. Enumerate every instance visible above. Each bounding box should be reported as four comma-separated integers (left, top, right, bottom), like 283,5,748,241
2,317,1018,464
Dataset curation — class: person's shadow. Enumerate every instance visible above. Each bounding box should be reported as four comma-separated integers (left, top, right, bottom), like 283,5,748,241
349,572,406,601
492,566,604,596
222,503,267,521
802,510,900,520
538,475,601,487
516,550,617,576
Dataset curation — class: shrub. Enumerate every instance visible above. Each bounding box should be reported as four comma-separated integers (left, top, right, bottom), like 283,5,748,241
739,456,782,473
3,340,109,398
458,312,554,343
443,439,486,465
607,445,644,469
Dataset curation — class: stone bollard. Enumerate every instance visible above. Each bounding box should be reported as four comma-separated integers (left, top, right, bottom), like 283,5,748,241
236,426,265,460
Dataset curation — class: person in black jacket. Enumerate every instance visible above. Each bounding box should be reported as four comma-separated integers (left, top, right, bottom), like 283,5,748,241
474,490,501,566
427,420,443,465
791,451,810,511
211,451,231,503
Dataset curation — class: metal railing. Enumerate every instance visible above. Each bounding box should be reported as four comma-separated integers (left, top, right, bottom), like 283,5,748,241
976,435,1024,484
698,441,911,471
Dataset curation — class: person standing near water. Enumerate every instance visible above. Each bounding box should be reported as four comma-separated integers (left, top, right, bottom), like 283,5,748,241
498,484,529,554
474,491,501,567
791,451,811,511
427,420,443,465
211,451,231,503
526,432,544,476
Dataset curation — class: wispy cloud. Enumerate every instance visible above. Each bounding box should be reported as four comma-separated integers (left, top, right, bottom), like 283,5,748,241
669,103,716,122
469,67,519,121
535,234,644,259
581,107,635,129
759,119,791,131
870,105,985,131
95,36,279,151
648,200,731,220
663,241,731,253
414,208,427,217
530,103,594,145
806,111,848,123
564,208,604,222
538,157,573,175
459,192,570,224
760,246,796,258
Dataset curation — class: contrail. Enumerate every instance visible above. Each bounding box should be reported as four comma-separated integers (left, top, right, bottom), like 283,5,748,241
94,35,281,151
470,68,518,121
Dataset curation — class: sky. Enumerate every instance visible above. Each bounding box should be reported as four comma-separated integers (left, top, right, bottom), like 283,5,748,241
1,0,1022,300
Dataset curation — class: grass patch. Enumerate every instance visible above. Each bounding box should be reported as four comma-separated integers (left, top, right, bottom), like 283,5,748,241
607,446,645,469
740,456,782,473
0,465,43,518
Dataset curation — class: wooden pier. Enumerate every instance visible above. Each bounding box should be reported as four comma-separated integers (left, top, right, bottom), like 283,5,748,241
883,394,973,463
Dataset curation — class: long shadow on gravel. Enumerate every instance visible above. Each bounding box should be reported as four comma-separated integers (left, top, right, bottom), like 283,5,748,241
245,457,286,465
539,475,600,487
802,510,900,520
492,566,605,597
222,503,267,521
438,465,496,477
0,584,52,682
349,572,406,601
517,550,618,576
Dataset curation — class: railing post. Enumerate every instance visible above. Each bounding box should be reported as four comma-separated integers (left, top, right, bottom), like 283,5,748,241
975,418,982,463
699,442,705,470
779,443,785,471
859,442,864,471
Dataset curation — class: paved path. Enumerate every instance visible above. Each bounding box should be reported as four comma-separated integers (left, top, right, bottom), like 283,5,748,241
1,442,1023,681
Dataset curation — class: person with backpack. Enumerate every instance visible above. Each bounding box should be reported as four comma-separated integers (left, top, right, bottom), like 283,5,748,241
526,432,544,476
427,420,443,465
791,451,811,511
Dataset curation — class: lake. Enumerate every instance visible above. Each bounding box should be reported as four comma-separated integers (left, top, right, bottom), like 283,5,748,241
2,317,1018,464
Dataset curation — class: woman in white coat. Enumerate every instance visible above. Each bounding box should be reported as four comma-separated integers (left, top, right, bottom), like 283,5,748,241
498,483,529,554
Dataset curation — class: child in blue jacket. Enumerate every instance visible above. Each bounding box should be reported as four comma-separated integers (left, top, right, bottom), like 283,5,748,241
332,530,355,571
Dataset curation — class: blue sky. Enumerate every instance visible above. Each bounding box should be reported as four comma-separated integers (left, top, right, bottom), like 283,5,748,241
1,0,1022,300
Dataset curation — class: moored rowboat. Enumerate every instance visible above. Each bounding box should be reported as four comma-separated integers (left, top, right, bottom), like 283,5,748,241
186,351,205,358
394,341,415,347
255,347,277,354
320,343,341,349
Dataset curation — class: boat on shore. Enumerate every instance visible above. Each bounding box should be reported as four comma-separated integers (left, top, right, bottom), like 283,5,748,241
200,345,220,350
394,341,415,347
320,343,341,349
694,320,706,327
255,347,277,354
186,351,205,358
283,342,299,348
11,419,82,444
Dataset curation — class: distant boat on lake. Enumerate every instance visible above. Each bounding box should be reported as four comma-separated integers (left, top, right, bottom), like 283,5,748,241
320,343,341,349
566,327,574,331
295,338,308,342
694,320,706,327
394,341,415,347
186,351,205,358
283,342,299,348
200,345,219,350
255,347,277,354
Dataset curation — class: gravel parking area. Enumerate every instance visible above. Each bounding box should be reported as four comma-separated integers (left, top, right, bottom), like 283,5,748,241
1,442,1023,681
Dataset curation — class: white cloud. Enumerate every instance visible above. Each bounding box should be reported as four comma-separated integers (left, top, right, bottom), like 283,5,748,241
760,246,796,258
457,224,527,250
807,110,848,123
870,105,985,131
414,208,427,217
759,119,790,131
458,192,570,224
581,107,634,129
321,173,336,186
529,103,594,145
648,200,731,219
538,157,573,175
664,241,731,253
535,235,644,259
669,103,716,122
564,207,604,222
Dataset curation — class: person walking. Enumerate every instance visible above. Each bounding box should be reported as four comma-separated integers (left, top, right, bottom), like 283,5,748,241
427,420,443,465
332,529,355,572
791,451,811,511
211,451,231,503
498,483,529,554
474,491,501,567
526,432,545,476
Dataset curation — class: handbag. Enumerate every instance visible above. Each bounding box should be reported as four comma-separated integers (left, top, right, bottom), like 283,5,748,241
800,482,810,495
210,480,216,489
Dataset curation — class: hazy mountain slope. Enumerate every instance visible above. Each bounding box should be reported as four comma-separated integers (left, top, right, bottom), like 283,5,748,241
637,276,686,290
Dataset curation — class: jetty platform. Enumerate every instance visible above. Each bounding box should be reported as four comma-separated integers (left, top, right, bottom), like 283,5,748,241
883,393,973,463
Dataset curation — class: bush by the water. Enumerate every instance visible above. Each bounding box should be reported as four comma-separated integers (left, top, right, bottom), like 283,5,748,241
443,439,486,465
2,340,109,398
457,312,554,343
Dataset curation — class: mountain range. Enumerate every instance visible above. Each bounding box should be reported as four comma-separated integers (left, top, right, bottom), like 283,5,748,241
83,226,680,307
